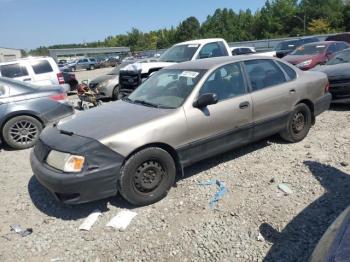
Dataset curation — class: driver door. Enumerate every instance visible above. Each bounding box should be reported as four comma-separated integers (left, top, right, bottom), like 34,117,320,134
181,62,253,165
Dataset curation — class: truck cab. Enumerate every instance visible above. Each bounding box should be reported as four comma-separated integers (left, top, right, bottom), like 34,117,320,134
118,38,232,98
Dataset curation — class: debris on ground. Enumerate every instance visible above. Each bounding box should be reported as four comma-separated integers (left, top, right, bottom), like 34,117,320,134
257,232,265,242
340,161,349,167
106,210,137,231
278,183,293,195
199,179,228,209
79,209,102,231
10,224,33,237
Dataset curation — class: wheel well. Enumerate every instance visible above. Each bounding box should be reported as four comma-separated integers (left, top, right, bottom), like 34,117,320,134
1,113,44,137
125,143,184,177
296,99,315,124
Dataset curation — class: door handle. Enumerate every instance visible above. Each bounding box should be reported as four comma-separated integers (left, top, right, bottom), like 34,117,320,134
239,101,250,109
289,89,296,94
23,78,31,81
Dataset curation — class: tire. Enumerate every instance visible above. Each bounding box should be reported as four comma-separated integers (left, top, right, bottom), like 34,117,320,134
2,115,43,150
280,103,312,143
89,65,95,70
112,85,120,100
118,147,176,206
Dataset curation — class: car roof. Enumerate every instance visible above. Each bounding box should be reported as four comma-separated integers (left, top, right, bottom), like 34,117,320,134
165,56,276,70
175,38,225,46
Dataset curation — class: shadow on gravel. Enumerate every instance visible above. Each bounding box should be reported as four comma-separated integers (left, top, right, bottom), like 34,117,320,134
28,176,135,220
260,161,350,262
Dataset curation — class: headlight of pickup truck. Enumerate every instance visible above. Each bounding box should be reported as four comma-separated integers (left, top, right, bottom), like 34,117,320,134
296,60,312,68
46,150,85,173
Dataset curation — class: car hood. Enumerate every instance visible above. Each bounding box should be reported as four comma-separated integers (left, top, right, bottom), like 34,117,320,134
311,63,350,77
57,100,173,141
90,74,116,84
283,55,316,65
122,61,176,74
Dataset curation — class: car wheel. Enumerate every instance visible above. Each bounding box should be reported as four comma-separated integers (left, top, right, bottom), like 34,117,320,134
89,65,95,70
112,85,120,100
118,147,176,206
2,115,43,149
280,103,312,143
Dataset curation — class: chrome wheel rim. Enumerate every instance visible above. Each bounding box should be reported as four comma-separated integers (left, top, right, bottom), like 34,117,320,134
9,120,38,145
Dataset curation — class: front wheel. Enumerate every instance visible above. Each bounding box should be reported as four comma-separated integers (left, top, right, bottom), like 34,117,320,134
118,147,176,206
112,85,120,100
2,115,43,149
280,103,312,143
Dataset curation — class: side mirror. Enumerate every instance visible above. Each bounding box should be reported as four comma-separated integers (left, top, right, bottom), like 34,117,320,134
193,93,218,108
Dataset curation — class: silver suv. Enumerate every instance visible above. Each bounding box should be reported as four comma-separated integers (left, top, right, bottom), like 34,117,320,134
31,56,331,206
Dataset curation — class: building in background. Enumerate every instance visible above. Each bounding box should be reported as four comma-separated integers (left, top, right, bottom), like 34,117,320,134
0,47,22,62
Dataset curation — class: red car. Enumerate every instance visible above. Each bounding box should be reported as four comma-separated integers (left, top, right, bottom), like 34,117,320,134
283,41,350,70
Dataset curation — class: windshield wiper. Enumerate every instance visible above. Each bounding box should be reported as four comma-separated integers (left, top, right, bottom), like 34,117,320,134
122,97,134,103
134,99,160,108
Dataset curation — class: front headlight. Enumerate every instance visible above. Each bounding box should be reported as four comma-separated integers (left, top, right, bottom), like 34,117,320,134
98,79,110,89
46,150,85,173
296,60,312,68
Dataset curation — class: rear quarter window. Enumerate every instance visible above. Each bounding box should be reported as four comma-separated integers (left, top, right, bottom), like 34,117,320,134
277,61,297,80
31,60,53,74
0,63,29,78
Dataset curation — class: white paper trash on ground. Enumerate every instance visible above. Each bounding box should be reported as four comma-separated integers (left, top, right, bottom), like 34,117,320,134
278,184,293,195
106,210,137,231
79,210,102,231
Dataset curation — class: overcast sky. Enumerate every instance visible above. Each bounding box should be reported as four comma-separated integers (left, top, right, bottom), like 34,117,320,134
0,0,265,50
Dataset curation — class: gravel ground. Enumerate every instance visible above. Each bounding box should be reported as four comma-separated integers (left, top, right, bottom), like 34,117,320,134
0,105,349,262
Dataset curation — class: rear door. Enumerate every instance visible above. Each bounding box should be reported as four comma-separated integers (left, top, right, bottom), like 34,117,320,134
0,82,10,120
243,59,298,140
182,62,253,164
29,59,58,86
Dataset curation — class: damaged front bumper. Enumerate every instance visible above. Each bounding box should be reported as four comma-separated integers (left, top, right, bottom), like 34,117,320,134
30,126,124,204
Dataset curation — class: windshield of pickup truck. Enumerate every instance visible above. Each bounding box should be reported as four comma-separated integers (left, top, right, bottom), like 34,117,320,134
126,69,205,108
159,44,200,63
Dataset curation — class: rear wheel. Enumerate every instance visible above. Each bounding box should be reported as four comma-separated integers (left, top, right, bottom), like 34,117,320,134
2,115,42,149
280,103,312,143
112,85,120,100
118,147,176,206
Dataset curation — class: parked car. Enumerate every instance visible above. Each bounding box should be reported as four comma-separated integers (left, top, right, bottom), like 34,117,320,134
0,77,74,149
231,46,256,56
89,58,158,100
283,41,350,70
325,33,350,44
118,38,232,98
311,48,350,103
0,57,70,92
102,57,120,67
31,56,331,206
275,37,319,58
310,206,350,262
62,58,97,72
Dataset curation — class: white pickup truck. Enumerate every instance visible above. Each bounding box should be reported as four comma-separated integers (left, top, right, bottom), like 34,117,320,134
118,38,232,98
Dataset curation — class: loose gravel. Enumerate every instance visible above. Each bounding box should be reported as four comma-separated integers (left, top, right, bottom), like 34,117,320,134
0,105,349,262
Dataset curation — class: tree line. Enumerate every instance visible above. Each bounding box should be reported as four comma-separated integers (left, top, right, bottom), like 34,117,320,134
29,0,350,56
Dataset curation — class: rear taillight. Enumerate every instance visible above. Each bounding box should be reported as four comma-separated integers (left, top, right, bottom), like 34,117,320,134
57,73,65,85
50,93,67,103
325,82,330,92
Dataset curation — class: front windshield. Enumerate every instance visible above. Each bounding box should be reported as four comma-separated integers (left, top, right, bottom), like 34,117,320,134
291,44,327,55
159,44,200,63
126,69,205,108
326,50,350,65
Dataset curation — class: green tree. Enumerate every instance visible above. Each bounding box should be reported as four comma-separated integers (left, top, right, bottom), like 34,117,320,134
308,18,332,34
175,16,200,42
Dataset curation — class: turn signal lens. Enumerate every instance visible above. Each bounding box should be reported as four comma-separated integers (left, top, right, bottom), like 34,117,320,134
65,155,85,173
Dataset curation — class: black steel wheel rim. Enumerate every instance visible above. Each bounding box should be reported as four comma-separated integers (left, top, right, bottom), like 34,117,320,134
292,112,306,134
10,120,38,145
133,160,165,193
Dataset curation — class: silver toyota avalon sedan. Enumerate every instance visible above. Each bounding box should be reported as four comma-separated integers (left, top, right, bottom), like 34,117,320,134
30,56,331,206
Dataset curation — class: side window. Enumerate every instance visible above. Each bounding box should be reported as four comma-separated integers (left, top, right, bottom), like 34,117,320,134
199,63,246,101
198,42,225,59
327,44,337,54
244,59,287,91
277,61,297,80
83,59,89,63
78,59,84,63
0,63,29,78
31,60,53,74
